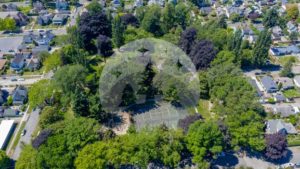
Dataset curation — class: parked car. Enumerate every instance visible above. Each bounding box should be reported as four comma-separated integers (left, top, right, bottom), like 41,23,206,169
295,162,300,168
18,78,25,81
21,129,26,136
11,78,17,81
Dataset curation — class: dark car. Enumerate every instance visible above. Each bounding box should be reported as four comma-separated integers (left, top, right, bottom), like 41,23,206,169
21,129,26,136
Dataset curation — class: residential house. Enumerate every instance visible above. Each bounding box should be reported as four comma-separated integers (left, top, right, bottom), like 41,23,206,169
37,13,53,26
32,45,50,56
10,53,25,71
11,85,27,105
269,45,300,56
281,0,288,10
0,108,20,118
273,105,299,117
56,0,69,11
232,0,243,7
260,76,278,93
294,75,300,87
133,0,143,8
274,93,286,102
266,119,297,134
111,0,122,9
225,6,244,18
275,77,294,90
200,7,212,15
26,58,40,71
34,31,55,46
216,7,226,17
31,1,44,14
148,0,165,7
287,21,298,33
0,90,7,105
0,11,29,26
52,14,67,25
1,3,18,11
272,26,283,41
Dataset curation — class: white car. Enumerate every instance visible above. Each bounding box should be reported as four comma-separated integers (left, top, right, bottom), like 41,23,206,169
280,163,295,168
18,78,25,81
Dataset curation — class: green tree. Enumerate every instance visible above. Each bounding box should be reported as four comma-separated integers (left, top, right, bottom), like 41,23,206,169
141,5,162,36
86,0,102,14
280,57,294,77
112,15,125,48
37,118,101,169
28,79,54,108
263,8,278,28
228,29,243,61
252,30,271,67
43,51,62,72
289,31,298,42
186,121,224,164
71,88,89,117
39,106,63,129
286,4,299,20
124,26,153,43
53,65,87,97
175,2,190,29
15,146,38,169
161,3,176,34
0,150,11,168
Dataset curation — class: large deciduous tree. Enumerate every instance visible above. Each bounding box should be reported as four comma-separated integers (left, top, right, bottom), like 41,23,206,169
121,13,139,27
161,3,176,34
79,11,111,50
178,27,197,54
97,35,113,60
188,40,217,70
186,121,224,165
265,132,288,160
141,5,162,36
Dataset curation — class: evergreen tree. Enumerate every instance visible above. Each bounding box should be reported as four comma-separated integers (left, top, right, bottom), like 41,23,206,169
72,88,89,117
252,30,271,67
263,8,279,28
161,3,176,34
112,15,125,48
141,5,162,36
228,29,243,62
138,61,157,100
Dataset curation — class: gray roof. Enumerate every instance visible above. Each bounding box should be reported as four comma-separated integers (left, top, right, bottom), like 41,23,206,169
261,76,278,92
274,93,286,102
273,105,296,117
266,119,297,134
248,79,263,97
270,45,300,56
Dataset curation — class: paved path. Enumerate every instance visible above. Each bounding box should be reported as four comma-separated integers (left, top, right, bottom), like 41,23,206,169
12,108,40,160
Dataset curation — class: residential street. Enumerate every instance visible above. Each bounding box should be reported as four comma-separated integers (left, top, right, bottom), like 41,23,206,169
11,108,40,160
0,75,43,87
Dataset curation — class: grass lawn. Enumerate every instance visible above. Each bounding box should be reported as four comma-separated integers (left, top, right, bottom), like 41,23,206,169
283,89,300,98
288,135,300,147
278,56,298,65
197,99,212,119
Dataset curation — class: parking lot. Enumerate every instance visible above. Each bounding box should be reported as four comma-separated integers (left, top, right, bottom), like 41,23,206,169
0,36,23,54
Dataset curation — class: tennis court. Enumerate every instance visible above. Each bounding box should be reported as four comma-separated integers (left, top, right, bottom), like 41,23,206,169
132,102,188,130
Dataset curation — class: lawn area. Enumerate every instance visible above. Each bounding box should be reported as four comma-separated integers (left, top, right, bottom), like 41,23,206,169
197,99,212,119
283,89,300,98
64,107,75,120
278,56,298,65
288,135,300,147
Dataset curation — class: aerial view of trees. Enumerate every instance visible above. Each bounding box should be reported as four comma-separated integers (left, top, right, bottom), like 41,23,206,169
13,0,283,168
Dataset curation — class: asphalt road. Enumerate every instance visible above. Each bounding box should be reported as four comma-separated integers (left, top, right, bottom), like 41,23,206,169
12,108,40,160
0,76,43,87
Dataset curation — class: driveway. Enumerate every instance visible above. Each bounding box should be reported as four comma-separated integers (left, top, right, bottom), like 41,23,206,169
11,108,40,160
